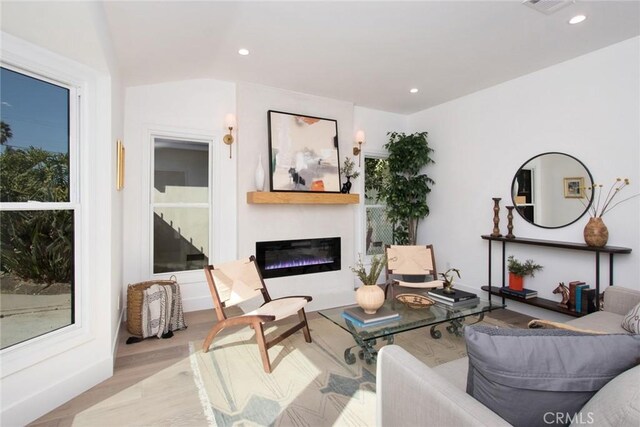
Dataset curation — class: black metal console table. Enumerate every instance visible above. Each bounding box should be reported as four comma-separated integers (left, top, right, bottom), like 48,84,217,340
481,235,632,316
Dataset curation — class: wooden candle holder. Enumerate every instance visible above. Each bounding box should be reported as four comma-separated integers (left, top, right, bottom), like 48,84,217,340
491,198,502,237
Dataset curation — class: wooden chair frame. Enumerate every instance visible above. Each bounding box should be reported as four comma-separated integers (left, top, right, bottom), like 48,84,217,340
384,244,438,300
202,255,312,373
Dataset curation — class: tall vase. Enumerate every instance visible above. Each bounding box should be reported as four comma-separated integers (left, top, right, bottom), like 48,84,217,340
584,217,608,247
355,285,385,314
255,154,265,192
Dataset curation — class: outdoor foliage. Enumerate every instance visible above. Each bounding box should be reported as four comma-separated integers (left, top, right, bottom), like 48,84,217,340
0,121,73,284
378,131,435,245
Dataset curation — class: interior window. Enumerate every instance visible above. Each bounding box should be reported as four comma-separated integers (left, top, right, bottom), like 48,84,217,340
0,66,76,349
364,156,394,255
152,137,210,274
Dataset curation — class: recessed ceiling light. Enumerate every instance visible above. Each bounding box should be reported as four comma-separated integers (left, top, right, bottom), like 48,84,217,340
569,15,586,25
410,88,419,94
238,48,250,56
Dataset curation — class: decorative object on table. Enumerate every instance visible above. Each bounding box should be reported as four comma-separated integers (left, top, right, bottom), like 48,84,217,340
340,156,360,194
351,253,387,314
500,287,538,299
395,293,435,309
553,282,570,308
372,131,435,245
255,153,265,191
491,198,502,237
428,288,479,308
342,305,399,327
506,255,543,291
577,178,639,247
505,206,515,238
439,267,461,295
267,110,341,193
568,281,589,312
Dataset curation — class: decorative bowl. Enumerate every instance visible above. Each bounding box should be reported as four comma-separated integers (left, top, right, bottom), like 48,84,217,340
395,293,435,309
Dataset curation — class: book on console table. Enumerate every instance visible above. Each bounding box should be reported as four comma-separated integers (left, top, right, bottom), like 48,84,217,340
428,288,477,302
500,287,538,299
342,306,400,327
429,295,480,308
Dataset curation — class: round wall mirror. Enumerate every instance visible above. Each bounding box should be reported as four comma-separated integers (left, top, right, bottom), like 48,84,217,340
511,152,594,229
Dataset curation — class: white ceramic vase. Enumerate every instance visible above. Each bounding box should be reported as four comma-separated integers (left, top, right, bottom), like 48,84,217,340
255,154,265,191
355,285,385,314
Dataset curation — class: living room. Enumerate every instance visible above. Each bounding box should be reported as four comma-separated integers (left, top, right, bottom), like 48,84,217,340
1,1,639,426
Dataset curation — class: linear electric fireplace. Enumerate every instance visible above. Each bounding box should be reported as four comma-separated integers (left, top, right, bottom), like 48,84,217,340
256,237,341,279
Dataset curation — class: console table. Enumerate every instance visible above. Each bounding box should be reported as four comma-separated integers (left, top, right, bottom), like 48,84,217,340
481,235,632,316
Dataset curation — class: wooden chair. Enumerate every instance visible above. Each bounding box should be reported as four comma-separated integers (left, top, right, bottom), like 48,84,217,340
202,256,312,373
384,244,443,299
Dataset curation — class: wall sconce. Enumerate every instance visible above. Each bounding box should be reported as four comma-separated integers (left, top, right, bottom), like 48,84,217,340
353,130,365,167
223,113,236,159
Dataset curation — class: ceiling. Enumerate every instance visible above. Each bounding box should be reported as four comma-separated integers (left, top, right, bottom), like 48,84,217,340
103,1,640,114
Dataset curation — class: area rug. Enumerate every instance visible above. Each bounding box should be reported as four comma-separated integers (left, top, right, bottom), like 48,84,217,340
191,315,510,427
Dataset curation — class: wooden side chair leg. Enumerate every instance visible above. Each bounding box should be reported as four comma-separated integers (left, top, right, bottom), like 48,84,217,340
254,321,272,373
202,322,226,353
298,308,312,343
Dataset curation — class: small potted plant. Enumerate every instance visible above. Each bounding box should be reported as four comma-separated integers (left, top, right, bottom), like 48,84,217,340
350,253,386,314
507,256,543,291
341,157,360,194
439,267,461,294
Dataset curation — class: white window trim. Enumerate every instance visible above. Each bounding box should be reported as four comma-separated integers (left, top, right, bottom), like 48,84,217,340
0,33,98,377
147,129,217,284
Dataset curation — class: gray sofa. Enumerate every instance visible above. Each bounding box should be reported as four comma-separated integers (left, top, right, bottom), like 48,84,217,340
377,286,640,427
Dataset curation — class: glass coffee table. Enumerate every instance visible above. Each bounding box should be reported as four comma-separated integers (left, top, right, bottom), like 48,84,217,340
319,298,504,365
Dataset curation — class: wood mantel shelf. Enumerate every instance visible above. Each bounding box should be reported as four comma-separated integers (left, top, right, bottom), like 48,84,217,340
246,192,360,205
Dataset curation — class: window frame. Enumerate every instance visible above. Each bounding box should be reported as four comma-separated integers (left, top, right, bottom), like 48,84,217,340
361,150,392,263
149,132,214,279
0,40,91,375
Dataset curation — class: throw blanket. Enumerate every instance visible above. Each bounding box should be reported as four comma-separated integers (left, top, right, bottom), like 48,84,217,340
141,283,186,339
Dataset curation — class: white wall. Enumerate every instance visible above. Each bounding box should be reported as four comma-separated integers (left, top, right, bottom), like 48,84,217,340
236,83,358,309
1,2,121,423
408,37,640,319
122,79,236,312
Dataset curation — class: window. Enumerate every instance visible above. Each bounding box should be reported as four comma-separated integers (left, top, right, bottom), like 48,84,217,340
364,156,394,255
0,66,77,350
152,137,210,274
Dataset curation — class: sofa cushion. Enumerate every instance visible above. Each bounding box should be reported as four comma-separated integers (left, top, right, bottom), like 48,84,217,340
465,326,640,427
565,310,628,334
621,302,640,334
571,365,640,427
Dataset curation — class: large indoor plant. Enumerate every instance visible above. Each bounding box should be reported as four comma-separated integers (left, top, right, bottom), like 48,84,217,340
378,131,435,245
350,254,387,314
507,255,543,291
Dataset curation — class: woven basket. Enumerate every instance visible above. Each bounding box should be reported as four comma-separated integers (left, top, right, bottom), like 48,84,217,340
127,278,177,336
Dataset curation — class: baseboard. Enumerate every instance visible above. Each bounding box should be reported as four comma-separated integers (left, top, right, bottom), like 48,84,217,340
1,356,113,426
182,295,214,313
111,306,125,363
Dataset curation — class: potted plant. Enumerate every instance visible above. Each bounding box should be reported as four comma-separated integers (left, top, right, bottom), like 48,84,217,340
350,253,386,314
439,267,461,294
377,131,435,245
340,157,360,194
507,256,543,291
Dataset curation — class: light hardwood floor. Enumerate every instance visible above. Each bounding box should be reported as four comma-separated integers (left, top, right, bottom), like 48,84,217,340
29,307,533,426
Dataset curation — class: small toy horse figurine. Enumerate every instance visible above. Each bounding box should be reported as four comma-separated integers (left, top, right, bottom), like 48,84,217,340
553,282,570,309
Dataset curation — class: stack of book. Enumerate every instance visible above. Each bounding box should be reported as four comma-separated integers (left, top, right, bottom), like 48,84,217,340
500,287,538,299
342,306,400,327
427,288,479,308
569,281,597,314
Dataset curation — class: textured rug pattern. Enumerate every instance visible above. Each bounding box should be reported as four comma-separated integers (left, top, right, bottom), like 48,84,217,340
192,315,509,426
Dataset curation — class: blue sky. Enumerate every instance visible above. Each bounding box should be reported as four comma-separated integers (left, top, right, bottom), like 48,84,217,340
0,67,69,154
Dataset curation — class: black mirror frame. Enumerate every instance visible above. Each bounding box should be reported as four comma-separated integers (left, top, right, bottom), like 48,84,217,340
511,152,595,229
